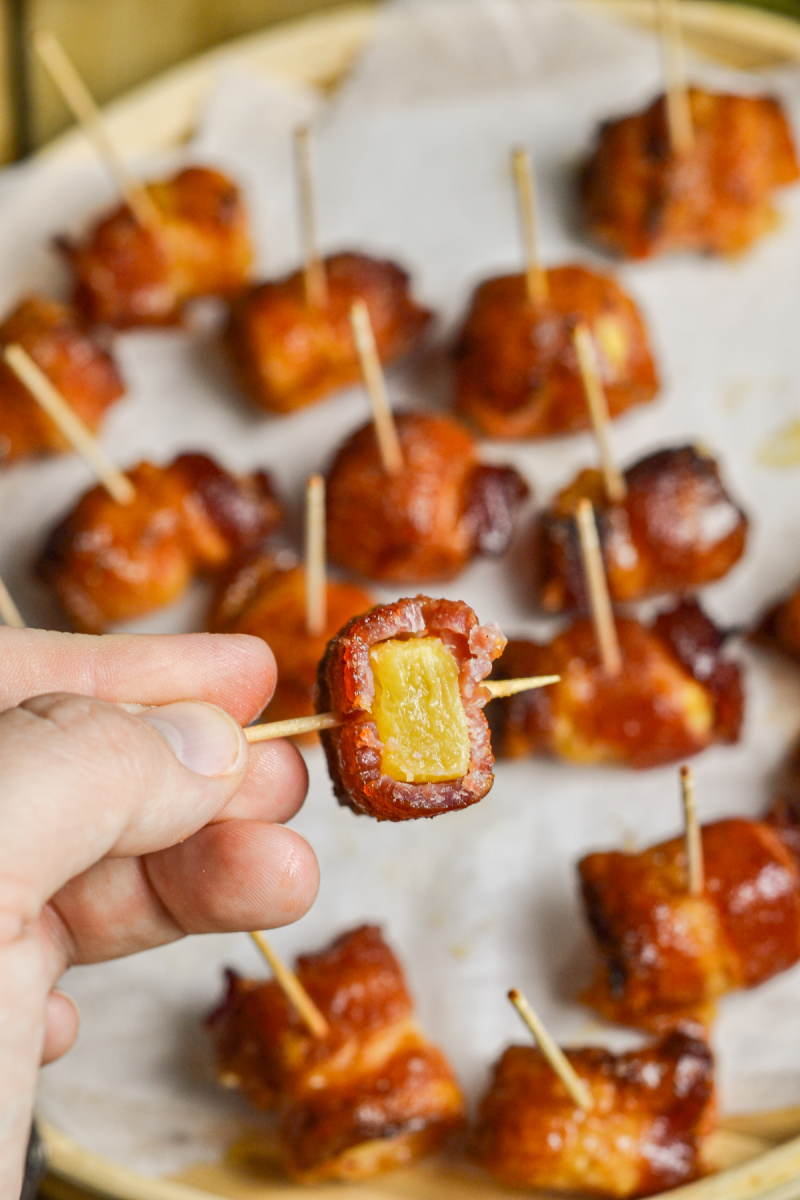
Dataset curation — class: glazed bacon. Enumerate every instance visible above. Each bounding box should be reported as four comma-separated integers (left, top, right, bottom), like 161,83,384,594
491,600,742,768
225,252,431,413
536,445,748,613
326,411,528,582
473,1032,716,1197
765,738,800,869
38,453,281,632
317,595,505,820
59,166,253,327
207,924,464,1183
579,818,800,1033
753,581,800,662
581,88,800,259
454,264,658,439
0,296,124,461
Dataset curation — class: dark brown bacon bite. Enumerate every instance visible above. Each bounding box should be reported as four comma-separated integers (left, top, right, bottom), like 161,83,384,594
473,1031,715,1197
454,263,658,439
207,924,464,1183
317,595,505,820
0,296,124,461
580,818,800,1033
765,737,800,869
59,166,253,328
326,411,528,582
581,88,800,259
536,445,748,613
225,252,431,414
38,453,281,632
491,600,742,769
753,581,800,663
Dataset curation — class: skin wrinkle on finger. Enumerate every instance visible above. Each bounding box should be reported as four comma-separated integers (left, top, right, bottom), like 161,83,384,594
213,737,309,825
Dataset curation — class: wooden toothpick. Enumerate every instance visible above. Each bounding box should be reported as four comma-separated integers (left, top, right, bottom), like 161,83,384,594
512,146,548,307
508,988,594,1112
295,125,328,309
575,498,622,677
305,474,327,638
573,325,627,505
656,0,694,155
680,764,704,896
243,675,560,743
349,300,403,475
0,576,25,628
33,30,160,229
3,344,135,506
250,930,329,1039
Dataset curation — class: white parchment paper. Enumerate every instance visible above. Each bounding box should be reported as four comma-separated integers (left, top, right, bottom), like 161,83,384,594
17,0,800,1178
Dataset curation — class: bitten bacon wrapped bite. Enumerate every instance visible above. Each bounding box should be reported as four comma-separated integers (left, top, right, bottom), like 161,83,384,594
225,252,431,414
491,600,742,768
207,924,465,1183
581,88,800,259
326,411,528,582
0,296,124,461
473,1032,716,1197
59,166,253,328
317,595,505,820
579,818,800,1033
536,445,748,613
38,453,281,632
454,264,658,439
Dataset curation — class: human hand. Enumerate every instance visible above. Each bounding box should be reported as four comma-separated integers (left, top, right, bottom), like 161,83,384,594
0,627,317,1197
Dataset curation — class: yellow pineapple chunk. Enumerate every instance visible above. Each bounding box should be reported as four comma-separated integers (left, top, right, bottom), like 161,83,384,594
369,637,471,783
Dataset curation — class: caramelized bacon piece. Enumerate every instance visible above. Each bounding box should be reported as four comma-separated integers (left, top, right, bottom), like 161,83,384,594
580,819,800,1033
491,600,742,768
454,264,658,439
225,252,431,413
59,166,253,328
209,555,373,731
764,738,800,869
38,453,281,632
207,924,464,1182
581,88,800,259
326,411,528,582
317,595,505,820
753,581,800,662
473,1032,716,1197
0,296,124,461
536,446,748,612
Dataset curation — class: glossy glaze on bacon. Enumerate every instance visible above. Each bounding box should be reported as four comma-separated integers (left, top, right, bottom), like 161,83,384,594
326,411,528,582
38,453,281,631
454,264,658,439
207,925,464,1182
536,446,748,612
209,555,373,731
490,600,742,768
753,581,800,662
59,166,253,328
0,296,124,461
579,818,800,1033
225,252,431,413
317,596,505,820
581,88,800,259
473,1032,715,1197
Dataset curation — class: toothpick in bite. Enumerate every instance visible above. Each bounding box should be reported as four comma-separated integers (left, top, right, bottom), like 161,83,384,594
573,324,627,505
575,498,622,678
656,0,694,155
349,300,403,475
508,988,594,1112
250,930,329,1039
0,576,25,628
511,146,549,307
680,764,704,896
305,474,327,638
295,125,328,310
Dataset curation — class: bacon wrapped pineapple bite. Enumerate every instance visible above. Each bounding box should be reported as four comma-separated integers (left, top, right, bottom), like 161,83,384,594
207,924,464,1183
581,89,800,259
59,166,253,327
38,453,281,631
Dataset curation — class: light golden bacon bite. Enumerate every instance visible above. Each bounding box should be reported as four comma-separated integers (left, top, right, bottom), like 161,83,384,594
454,264,658,439
0,296,124,461
536,446,748,613
59,166,253,327
326,411,528,582
491,600,742,768
473,1031,716,1197
225,252,431,413
317,595,505,820
580,818,800,1033
581,89,800,259
38,453,281,631
207,924,464,1183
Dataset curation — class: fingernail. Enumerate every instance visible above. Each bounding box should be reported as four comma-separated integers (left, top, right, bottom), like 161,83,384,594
140,702,246,777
